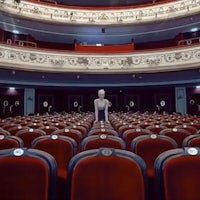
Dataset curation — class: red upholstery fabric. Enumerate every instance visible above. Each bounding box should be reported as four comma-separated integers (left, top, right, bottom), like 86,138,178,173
38,126,59,135
183,135,200,148
132,135,177,177
88,129,118,136
146,125,167,134
32,135,76,180
16,129,46,147
81,135,125,151
0,136,23,150
123,128,153,151
0,157,49,200
69,149,147,200
163,154,200,200
53,129,82,153
0,148,57,200
160,128,191,148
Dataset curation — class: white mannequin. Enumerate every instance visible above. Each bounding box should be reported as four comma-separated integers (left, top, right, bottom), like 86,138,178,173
94,89,109,123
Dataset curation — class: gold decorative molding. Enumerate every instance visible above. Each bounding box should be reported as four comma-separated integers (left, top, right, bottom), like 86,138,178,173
0,0,199,25
0,44,200,73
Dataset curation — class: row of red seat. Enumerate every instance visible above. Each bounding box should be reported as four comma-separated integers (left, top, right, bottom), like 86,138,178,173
0,112,200,200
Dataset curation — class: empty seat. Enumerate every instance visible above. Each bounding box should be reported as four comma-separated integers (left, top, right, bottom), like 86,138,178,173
0,148,57,200
183,134,200,148
16,128,46,148
32,134,77,200
160,128,191,148
118,124,138,137
8,126,29,135
131,134,177,178
53,128,83,153
32,134,77,180
155,147,200,200
146,125,167,134
175,124,198,135
38,126,59,135
0,135,23,150
0,128,10,136
81,134,126,151
67,148,147,200
88,128,118,136
123,128,153,151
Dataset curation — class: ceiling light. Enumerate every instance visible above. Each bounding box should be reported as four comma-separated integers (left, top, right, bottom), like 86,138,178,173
190,28,198,32
12,30,19,34
9,87,15,90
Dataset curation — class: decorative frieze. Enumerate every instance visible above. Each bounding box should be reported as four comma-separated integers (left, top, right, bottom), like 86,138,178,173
0,0,199,25
0,44,199,73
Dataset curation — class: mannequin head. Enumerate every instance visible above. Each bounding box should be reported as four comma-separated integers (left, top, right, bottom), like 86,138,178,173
98,89,105,99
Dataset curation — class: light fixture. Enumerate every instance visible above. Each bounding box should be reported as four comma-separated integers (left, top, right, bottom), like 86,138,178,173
195,86,200,89
9,87,15,90
190,27,198,32
12,30,19,34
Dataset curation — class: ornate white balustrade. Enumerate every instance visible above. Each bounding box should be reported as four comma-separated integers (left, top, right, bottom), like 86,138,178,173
0,44,200,73
0,0,199,25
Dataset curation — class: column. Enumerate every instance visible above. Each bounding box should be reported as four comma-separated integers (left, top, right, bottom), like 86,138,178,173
175,87,187,114
24,88,35,116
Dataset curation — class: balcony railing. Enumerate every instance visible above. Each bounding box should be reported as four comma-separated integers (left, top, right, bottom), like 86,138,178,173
0,42,199,73
0,0,199,25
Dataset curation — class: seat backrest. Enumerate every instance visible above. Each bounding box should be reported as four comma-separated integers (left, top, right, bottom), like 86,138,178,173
183,134,200,148
0,128,10,136
68,148,147,200
32,134,77,180
123,128,153,151
159,128,191,147
88,128,118,137
155,147,200,200
0,148,57,200
0,135,24,150
175,124,198,135
81,134,126,151
16,128,46,148
131,134,177,178
8,126,29,135
38,126,59,135
146,125,167,134
53,128,82,152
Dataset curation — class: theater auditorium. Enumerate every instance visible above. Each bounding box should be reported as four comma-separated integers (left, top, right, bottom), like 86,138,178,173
0,0,200,199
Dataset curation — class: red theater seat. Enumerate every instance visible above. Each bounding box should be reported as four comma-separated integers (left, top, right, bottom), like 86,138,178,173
32,134,77,180
32,134,77,200
68,148,147,200
81,134,126,151
0,148,57,200
123,128,153,151
52,128,83,153
131,134,177,199
160,128,191,147
8,126,29,135
155,147,200,200
88,128,118,136
16,128,46,148
0,135,23,150
38,126,59,135
0,128,10,136
146,125,167,134
183,134,200,148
